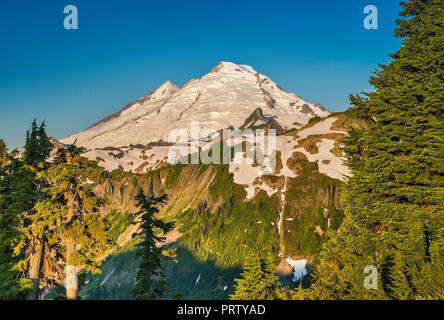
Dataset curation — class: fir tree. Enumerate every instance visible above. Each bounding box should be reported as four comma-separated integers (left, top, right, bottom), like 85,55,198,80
230,249,282,300
23,120,51,170
0,152,35,299
1,122,55,300
21,120,54,300
37,121,53,159
5,120,55,300
0,140,8,167
43,145,111,299
308,0,444,300
131,189,175,300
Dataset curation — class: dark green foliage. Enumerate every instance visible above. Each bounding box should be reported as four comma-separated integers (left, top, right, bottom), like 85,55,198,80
308,0,444,300
16,121,64,299
44,145,111,269
308,116,321,124
283,161,344,256
164,246,241,300
131,189,175,300
177,165,280,268
0,140,8,167
328,207,344,231
106,209,135,243
23,120,52,170
2,122,116,299
109,168,132,180
29,144,114,300
0,120,55,299
230,249,282,300
82,242,240,300
164,164,184,189
81,240,139,300
285,208,324,256
0,157,35,299
82,155,348,299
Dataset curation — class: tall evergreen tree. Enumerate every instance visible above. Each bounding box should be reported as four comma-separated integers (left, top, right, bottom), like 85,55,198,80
43,145,111,299
0,148,35,299
131,189,175,300
0,140,8,167
19,192,66,300
0,120,54,300
230,249,282,300
37,121,54,159
22,120,54,300
23,120,51,170
308,0,444,299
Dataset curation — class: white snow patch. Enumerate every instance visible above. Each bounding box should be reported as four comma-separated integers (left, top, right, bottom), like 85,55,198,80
195,273,201,285
294,138,351,181
286,258,308,282
296,117,344,139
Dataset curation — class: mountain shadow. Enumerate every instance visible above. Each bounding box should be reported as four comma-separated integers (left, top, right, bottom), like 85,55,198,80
81,242,241,300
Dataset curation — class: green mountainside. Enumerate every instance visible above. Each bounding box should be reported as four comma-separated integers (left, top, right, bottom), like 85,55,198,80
81,113,356,299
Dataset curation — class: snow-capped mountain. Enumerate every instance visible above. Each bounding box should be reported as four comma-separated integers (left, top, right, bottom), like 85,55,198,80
61,61,329,150
54,63,357,295
59,62,336,174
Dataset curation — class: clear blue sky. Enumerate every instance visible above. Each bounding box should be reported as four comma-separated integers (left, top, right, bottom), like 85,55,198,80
0,0,403,150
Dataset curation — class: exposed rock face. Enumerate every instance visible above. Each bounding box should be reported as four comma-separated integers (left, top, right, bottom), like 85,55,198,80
49,136,66,150
48,136,68,161
239,107,285,134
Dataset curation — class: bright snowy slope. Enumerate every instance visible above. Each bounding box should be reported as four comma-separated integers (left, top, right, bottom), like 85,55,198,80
61,62,329,149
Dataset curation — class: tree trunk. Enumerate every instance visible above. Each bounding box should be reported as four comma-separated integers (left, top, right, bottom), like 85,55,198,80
65,188,78,300
26,239,43,300
65,239,77,300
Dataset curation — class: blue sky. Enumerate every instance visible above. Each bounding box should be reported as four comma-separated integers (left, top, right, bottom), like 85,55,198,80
0,0,403,149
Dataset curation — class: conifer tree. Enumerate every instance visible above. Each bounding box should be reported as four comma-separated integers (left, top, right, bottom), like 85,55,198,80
23,120,51,170
20,120,54,300
0,121,55,300
131,189,175,300
0,140,8,167
308,0,444,300
37,122,54,159
43,145,111,299
19,193,66,299
230,249,282,300
0,147,35,299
